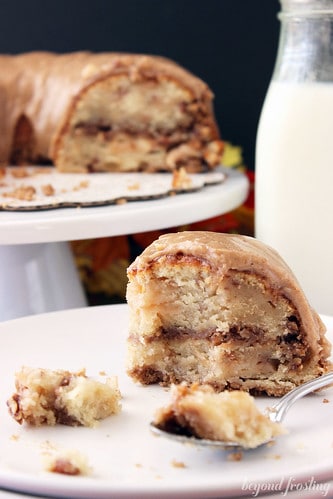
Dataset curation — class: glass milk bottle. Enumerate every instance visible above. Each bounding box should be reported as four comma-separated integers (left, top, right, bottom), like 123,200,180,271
255,0,333,315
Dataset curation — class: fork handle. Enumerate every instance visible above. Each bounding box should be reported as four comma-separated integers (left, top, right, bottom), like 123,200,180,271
269,371,333,423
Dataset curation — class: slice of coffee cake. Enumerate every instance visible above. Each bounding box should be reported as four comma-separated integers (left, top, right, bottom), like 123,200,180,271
126,231,331,396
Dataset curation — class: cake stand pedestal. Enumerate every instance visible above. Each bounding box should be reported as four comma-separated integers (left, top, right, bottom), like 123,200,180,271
0,167,249,322
0,242,87,322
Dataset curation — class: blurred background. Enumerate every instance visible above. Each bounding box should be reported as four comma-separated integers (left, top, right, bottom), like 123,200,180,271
0,0,280,171
0,0,281,304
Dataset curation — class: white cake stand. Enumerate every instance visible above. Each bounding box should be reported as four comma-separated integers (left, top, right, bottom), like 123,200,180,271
0,168,249,321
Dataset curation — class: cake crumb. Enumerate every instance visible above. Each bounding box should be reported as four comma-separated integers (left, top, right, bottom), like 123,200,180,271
171,459,186,468
227,452,243,462
323,398,330,403
127,182,140,191
10,167,30,178
73,180,89,191
7,366,121,427
43,449,92,476
3,185,36,201
172,167,193,189
41,183,55,196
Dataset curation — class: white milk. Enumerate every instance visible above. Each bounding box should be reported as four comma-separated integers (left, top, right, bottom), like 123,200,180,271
255,81,333,315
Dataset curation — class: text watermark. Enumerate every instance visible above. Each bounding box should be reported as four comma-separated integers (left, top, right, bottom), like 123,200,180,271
242,476,330,497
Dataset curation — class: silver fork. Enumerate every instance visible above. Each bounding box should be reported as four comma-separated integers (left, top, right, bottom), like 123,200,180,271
150,371,333,450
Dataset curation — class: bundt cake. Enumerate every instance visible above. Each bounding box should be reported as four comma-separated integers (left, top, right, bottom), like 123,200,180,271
126,231,331,396
0,52,223,173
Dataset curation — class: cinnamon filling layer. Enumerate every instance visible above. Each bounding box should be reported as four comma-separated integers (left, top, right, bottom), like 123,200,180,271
129,321,310,376
144,318,305,346
73,122,198,148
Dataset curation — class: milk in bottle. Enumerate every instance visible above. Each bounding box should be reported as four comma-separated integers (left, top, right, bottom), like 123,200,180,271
255,0,333,315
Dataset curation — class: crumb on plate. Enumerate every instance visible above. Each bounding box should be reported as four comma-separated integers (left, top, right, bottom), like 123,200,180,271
43,449,92,476
7,366,121,427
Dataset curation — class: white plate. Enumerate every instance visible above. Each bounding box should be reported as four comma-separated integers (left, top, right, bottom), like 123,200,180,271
0,304,332,499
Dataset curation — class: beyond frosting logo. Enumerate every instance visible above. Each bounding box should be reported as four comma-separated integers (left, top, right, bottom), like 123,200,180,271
241,476,330,497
